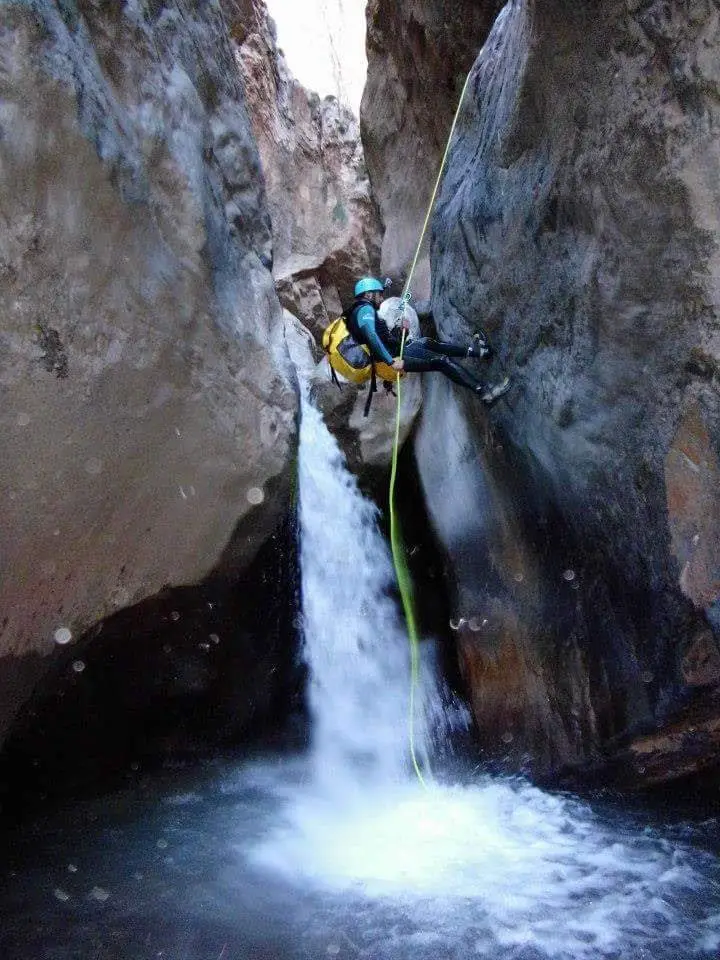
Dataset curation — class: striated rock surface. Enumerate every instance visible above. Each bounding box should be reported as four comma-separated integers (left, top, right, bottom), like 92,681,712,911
367,0,720,786
362,0,503,298
0,1,297,744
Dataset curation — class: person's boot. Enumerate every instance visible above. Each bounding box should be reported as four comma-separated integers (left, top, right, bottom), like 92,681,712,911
477,376,511,405
467,331,494,360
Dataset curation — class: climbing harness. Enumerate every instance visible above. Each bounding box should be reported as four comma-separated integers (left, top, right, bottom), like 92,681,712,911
388,67,475,790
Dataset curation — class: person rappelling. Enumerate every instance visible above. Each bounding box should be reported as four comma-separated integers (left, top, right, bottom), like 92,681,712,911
324,276,511,407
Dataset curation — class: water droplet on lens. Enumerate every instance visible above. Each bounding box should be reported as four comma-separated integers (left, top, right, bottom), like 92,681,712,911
72,660,85,673
156,839,168,849
84,457,103,476
514,572,524,583
16,412,31,427
468,617,483,632
170,611,180,622
67,863,78,873
54,626,72,645
246,486,264,505
209,633,220,644
54,888,70,902
501,731,514,744
89,886,110,902
641,670,654,683
563,569,575,581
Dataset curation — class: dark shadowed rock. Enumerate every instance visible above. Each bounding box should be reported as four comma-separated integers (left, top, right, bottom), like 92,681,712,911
0,514,303,815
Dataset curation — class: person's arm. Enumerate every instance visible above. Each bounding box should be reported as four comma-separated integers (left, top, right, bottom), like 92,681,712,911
355,303,395,365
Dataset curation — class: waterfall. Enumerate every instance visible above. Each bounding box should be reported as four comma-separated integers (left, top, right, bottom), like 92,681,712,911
296,393,416,788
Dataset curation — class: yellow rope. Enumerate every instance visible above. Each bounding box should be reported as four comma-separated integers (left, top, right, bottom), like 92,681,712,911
387,68,474,790
388,368,427,787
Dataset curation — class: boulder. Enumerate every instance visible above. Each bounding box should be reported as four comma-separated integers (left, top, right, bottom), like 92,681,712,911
0,1,297,745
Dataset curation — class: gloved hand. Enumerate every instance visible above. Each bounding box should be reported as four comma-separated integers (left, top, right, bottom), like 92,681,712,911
469,331,494,360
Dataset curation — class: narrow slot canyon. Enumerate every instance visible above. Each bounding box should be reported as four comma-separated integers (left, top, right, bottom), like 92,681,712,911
1,1,719,958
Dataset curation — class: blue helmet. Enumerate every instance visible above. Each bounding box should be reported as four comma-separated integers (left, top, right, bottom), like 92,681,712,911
354,276,384,297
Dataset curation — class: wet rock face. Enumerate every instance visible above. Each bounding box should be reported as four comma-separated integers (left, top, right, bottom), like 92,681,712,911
234,0,382,330
0,518,303,814
0,2,297,743
361,0,503,298
369,0,720,784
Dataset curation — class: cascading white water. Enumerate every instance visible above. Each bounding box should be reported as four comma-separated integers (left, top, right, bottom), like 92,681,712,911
297,393,416,788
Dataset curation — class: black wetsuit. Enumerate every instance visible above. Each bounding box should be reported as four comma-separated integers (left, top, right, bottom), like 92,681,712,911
347,299,487,394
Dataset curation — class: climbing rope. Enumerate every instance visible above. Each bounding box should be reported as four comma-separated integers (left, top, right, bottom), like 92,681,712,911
388,67,474,790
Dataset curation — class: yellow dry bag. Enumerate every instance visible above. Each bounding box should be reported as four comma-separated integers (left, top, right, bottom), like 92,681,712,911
321,315,399,386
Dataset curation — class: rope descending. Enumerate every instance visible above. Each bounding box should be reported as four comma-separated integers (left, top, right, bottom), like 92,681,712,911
387,68,474,789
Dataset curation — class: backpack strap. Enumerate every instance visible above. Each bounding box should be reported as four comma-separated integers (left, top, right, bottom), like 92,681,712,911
363,361,377,417
329,364,341,390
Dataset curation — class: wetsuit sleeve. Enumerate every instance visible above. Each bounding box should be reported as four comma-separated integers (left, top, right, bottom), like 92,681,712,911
355,303,394,365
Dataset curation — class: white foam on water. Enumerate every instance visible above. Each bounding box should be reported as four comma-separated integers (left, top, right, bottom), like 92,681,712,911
252,770,720,958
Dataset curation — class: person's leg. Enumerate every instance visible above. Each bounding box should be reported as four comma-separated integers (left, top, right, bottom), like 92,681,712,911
403,342,483,390
412,337,468,359
403,340,510,403
412,335,491,360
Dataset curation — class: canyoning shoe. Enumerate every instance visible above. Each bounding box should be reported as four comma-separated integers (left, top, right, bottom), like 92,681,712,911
467,332,493,360
478,376,511,406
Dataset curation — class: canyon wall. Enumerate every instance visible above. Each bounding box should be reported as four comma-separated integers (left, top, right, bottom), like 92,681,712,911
364,0,720,785
234,0,382,331
234,0,413,468
0,0,297,746
361,0,503,298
